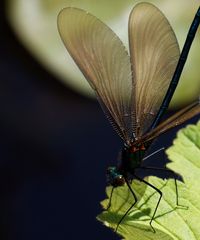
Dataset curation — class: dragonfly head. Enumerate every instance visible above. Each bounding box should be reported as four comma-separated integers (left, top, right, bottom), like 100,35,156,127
106,166,125,187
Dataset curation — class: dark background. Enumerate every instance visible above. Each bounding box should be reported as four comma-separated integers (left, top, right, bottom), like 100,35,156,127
0,1,199,239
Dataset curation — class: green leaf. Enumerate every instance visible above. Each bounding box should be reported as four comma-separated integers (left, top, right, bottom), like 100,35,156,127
97,121,200,239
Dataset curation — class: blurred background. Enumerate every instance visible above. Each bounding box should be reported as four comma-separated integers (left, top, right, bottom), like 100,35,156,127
1,0,199,239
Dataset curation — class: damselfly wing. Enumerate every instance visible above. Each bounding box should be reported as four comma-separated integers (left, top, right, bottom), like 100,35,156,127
57,2,200,232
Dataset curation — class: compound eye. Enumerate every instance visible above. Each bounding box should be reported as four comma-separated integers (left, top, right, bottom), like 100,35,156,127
113,175,125,187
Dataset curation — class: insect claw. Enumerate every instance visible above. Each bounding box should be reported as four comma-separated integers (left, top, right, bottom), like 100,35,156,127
175,204,189,210
149,222,156,233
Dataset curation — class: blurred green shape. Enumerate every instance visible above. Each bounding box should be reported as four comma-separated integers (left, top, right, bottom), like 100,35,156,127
7,0,200,106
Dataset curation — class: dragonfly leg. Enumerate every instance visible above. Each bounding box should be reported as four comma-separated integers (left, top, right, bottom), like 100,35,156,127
134,173,162,233
139,166,187,208
106,186,115,210
143,147,165,161
115,178,137,232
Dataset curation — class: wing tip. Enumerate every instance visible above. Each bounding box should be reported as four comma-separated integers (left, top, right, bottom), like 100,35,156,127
57,7,86,22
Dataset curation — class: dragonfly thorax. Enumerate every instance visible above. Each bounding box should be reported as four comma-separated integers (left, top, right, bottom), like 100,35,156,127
119,144,146,174
107,144,147,187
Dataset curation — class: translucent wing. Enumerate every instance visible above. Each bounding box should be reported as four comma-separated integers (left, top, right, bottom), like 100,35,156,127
58,8,134,144
129,3,180,137
134,101,200,145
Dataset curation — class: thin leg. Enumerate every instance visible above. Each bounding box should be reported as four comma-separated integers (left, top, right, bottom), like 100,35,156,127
115,178,137,232
134,173,162,233
106,186,114,210
139,166,186,207
143,147,165,161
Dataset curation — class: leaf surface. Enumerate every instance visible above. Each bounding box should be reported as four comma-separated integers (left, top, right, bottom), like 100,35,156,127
98,121,200,240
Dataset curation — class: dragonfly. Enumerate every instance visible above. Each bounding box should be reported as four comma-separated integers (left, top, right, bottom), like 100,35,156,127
57,2,200,232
